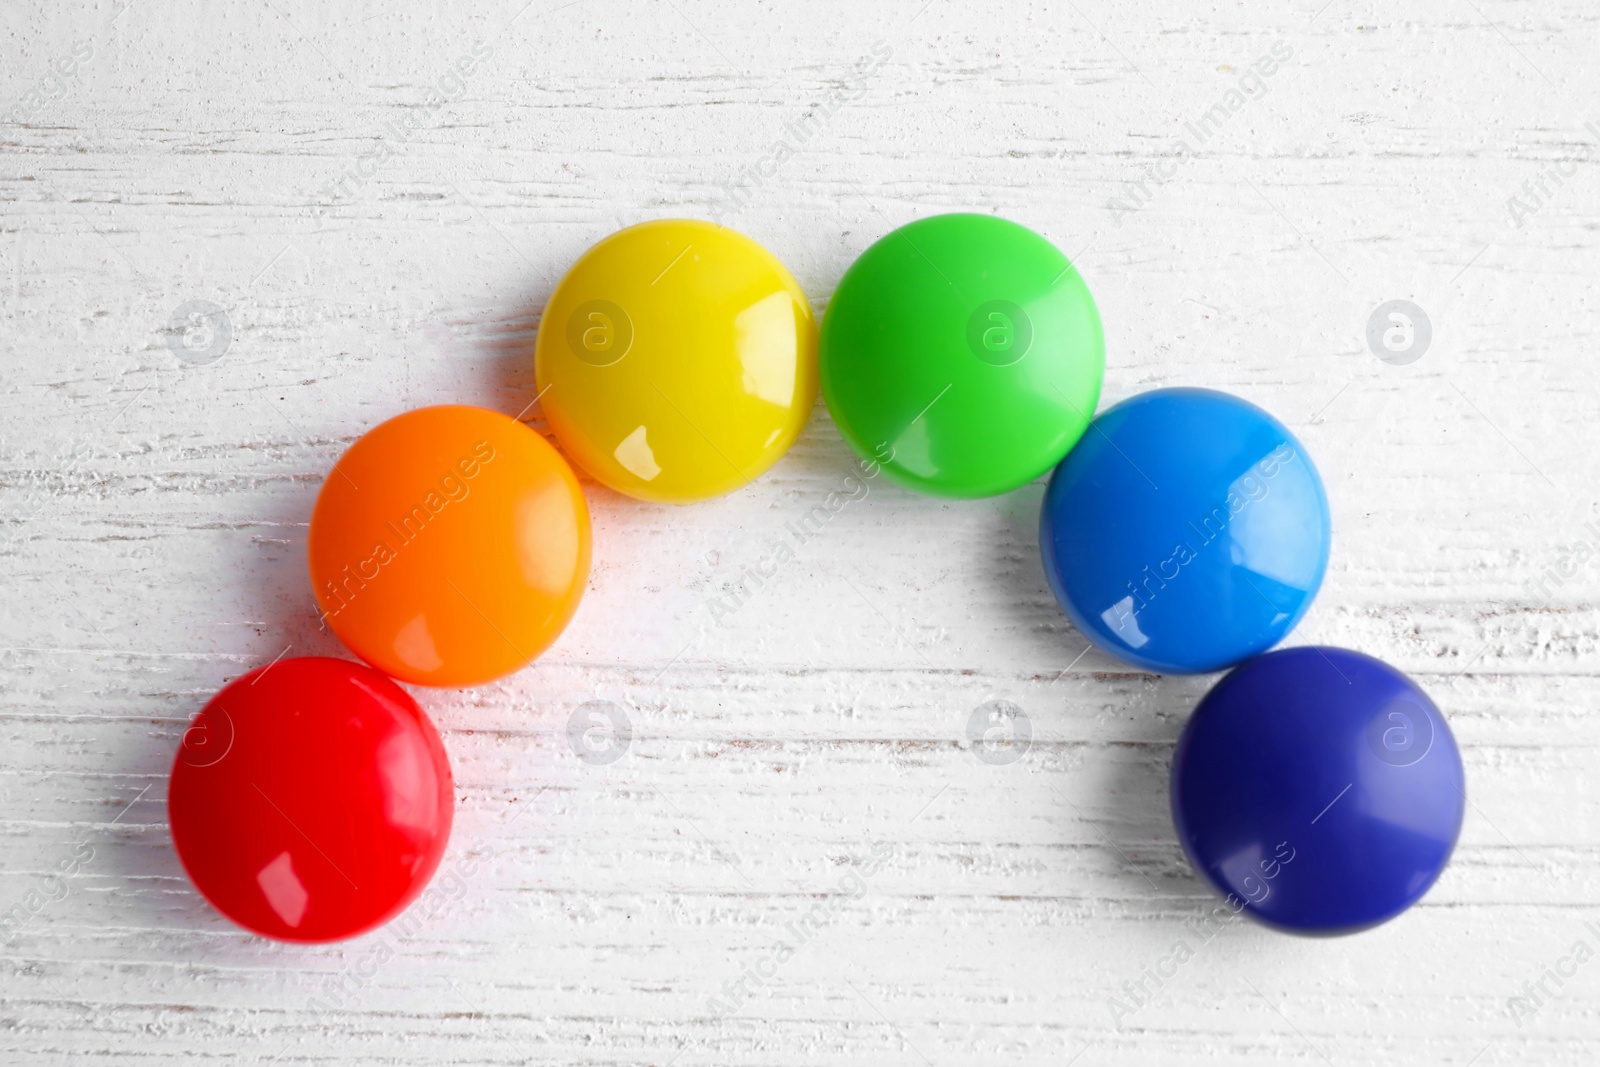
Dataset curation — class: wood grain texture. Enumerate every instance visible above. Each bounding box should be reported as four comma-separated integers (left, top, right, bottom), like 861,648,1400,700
3,0,1599,1063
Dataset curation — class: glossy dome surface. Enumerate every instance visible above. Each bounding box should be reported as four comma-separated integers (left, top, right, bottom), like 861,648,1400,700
1040,387,1329,674
535,219,817,503
1171,646,1464,935
309,405,590,687
820,213,1104,498
168,657,454,943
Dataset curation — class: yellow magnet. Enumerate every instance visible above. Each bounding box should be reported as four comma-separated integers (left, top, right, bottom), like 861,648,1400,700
535,220,817,503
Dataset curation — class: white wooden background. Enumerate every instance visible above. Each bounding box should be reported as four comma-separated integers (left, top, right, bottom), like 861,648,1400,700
3,1,1598,1063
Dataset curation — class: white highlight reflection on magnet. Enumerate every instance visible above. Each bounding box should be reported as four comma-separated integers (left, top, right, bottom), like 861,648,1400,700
1100,595,1150,649
734,290,799,407
614,425,662,482
257,850,310,928
394,613,444,673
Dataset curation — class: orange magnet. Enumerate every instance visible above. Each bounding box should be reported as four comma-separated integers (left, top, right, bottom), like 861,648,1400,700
309,405,590,687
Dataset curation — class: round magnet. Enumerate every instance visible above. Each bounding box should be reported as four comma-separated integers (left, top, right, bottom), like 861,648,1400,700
535,220,817,503
819,213,1104,498
1171,646,1464,935
309,405,590,687
169,657,454,943
1040,387,1330,674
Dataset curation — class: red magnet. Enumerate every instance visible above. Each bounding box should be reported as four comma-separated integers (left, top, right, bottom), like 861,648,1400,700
169,657,454,943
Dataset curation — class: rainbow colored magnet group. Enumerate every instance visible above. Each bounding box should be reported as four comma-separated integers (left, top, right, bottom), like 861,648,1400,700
169,214,1463,944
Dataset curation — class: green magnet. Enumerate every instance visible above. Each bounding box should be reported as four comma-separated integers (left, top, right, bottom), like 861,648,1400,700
820,213,1105,498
